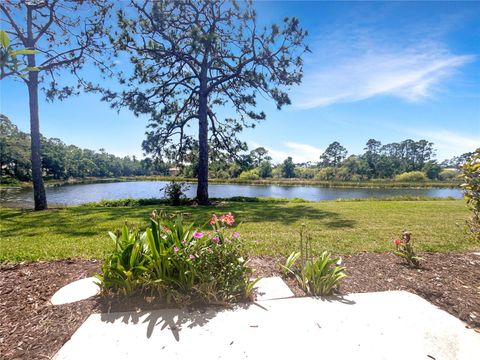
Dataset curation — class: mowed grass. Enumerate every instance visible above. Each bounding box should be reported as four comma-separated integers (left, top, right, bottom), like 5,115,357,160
0,199,477,262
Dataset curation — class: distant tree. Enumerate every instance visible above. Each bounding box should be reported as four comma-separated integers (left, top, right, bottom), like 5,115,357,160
441,152,475,169
374,155,399,178
103,0,308,204
363,139,382,177
258,160,273,178
339,155,369,180
320,141,347,168
422,161,442,180
0,114,31,181
1,1,111,210
281,157,296,178
250,147,272,167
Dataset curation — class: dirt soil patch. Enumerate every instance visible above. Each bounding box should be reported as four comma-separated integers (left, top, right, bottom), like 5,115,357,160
1,252,479,359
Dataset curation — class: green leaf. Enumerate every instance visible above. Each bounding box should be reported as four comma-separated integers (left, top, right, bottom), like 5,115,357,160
0,30,10,48
12,49,38,55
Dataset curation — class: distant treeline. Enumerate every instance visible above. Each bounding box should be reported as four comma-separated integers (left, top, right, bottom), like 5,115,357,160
1,115,169,183
1,114,472,184
182,139,471,182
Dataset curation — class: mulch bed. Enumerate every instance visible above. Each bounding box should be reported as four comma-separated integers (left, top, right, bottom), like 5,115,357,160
1,252,479,359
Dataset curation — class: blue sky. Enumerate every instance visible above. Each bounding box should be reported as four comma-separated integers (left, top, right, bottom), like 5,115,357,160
1,1,479,163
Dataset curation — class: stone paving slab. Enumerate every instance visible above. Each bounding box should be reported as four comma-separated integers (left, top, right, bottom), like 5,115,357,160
253,276,294,300
53,290,480,360
51,277,100,305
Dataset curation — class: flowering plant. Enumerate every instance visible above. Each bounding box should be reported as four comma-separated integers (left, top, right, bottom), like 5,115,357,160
97,210,257,302
392,230,423,268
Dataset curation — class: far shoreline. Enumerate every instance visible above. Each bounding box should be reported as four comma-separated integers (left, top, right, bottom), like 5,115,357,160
1,175,461,190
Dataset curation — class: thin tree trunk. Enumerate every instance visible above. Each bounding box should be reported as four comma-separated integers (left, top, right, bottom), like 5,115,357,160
25,5,47,210
197,87,209,204
27,71,47,210
26,10,47,211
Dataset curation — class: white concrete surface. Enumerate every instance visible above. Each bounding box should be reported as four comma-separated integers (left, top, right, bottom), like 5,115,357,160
51,277,100,305
53,291,480,360
253,276,294,300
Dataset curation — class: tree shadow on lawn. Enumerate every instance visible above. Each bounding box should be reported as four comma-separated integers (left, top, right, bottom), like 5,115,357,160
0,203,356,239
209,202,357,229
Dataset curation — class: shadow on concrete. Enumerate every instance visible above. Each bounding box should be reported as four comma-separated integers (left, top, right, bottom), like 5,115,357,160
98,302,256,341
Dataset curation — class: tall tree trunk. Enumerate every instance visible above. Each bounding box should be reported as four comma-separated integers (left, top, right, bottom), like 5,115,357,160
25,5,47,210
27,61,47,210
197,87,209,204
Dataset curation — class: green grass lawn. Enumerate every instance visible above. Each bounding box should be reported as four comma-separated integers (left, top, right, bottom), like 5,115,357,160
0,199,477,262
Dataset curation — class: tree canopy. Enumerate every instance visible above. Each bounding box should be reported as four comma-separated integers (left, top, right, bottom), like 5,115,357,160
101,0,308,203
1,0,111,210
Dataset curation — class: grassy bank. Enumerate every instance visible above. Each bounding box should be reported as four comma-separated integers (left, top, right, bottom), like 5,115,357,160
1,199,476,262
2,175,460,189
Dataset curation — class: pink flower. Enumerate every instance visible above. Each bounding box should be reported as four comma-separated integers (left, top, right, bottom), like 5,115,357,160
232,232,240,239
173,246,179,253
210,214,218,225
193,232,204,238
393,239,401,246
220,213,235,226
189,254,195,260
212,236,220,244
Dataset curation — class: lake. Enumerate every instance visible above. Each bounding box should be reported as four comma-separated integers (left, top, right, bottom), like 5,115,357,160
0,181,463,208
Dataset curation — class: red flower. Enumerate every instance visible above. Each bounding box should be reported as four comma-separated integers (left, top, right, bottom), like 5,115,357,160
394,239,401,245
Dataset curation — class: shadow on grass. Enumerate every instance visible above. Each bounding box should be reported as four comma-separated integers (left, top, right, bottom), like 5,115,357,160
0,202,357,240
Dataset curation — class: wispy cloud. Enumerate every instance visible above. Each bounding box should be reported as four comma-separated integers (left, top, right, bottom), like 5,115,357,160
293,15,475,109
250,141,323,163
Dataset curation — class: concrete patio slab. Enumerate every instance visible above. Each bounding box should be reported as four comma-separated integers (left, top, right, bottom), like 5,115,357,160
51,277,100,305
53,290,480,360
253,276,294,300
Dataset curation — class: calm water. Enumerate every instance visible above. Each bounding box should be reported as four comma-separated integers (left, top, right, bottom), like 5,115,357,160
0,181,462,208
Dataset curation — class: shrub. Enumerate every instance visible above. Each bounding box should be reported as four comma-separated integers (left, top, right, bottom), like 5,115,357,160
239,169,260,180
314,167,336,181
258,160,272,178
439,169,458,181
161,180,189,205
96,211,257,303
295,167,316,179
422,161,442,180
462,149,480,242
281,224,346,295
394,171,427,182
392,230,423,268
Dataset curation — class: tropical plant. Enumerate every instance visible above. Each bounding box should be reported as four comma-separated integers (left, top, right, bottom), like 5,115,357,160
0,30,38,79
282,224,346,295
392,230,423,268
462,149,480,242
97,211,257,303
300,252,347,295
95,225,148,295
